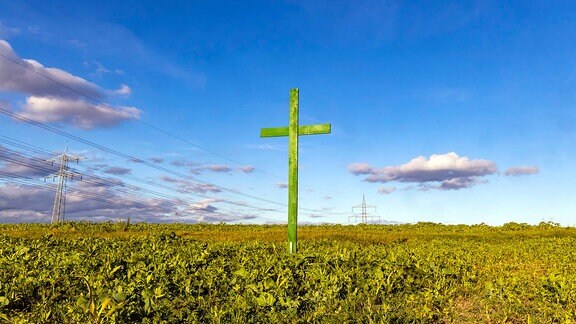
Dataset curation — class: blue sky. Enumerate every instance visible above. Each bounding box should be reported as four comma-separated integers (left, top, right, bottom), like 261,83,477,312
0,0,575,225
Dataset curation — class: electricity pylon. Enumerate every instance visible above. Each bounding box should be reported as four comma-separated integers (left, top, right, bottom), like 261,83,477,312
349,194,380,224
46,146,83,223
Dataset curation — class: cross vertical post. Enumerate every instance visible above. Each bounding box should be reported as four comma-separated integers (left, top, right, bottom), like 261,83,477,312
288,88,299,254
260,88,331,254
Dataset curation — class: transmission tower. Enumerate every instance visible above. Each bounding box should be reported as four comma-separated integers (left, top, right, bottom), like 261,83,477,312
349,194,380,224
45,146,83,223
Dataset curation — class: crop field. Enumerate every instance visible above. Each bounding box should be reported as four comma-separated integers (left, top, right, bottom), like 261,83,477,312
1,222,575,323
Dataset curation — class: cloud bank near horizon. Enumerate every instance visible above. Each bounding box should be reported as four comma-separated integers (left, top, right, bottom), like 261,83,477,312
504,166,539,176
350,152,538,192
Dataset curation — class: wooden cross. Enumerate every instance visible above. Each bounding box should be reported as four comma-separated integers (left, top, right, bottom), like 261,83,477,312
261,88,331,254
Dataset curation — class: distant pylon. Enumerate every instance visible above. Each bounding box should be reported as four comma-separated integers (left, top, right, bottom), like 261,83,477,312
45,146,83,223
349,194,380,224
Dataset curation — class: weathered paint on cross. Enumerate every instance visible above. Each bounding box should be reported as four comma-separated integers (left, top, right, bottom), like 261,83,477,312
260,88,331,254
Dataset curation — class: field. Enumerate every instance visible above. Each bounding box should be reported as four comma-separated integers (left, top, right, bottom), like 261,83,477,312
1,222,575,323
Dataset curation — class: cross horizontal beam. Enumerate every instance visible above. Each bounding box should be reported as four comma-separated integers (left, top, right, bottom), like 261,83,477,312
260,123,331,138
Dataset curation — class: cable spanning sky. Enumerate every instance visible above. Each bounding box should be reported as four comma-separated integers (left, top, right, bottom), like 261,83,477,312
0,1,575,225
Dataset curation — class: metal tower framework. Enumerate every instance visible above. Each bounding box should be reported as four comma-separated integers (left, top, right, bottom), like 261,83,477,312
349,195,380,224
46,146,83,223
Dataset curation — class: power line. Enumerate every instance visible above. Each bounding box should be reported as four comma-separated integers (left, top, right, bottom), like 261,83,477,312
0,135,53,156
0,143,284,218
0,50,247,163
0,138,343,225
0,52,356,197
0,115,333,217
0,105,289,208
0,170,235,221
0,52,349,216
0,143,285,220
0,171,185,218
0,136,228,203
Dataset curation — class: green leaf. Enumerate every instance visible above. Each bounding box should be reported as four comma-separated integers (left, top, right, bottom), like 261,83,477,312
233,268,249,278
264,278,275,290
112,292,127,302
255,292,276,307
76,296,88,310
110,265,122,276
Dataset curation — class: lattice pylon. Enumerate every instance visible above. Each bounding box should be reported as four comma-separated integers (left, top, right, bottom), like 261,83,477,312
46,146,83,223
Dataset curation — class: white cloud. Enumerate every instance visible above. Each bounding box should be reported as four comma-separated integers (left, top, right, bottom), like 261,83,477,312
18,96,140,129
148,157,164,163
0,40,104,99
350,152,498,190
111,84,131,96
189,199,219,213
437,177,486,190
196,213,258,223
239,165,255,173
0,167,257,223
0,184,53,212
203,165,232,173
188,164,232,175
275,182,288,189
0,178,181,223
103,166,132,175
170,160,198,168
160,176,222,194
86,61,124,77
0,40,141,129
348,162,374,175
504,166,539,176
0,146,58,178
171,160,256,175
377,186,396,194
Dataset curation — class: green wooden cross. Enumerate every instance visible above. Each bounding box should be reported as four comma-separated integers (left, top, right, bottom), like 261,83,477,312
261,88,331,254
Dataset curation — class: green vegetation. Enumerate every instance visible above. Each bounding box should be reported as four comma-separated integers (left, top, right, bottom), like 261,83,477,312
1,222,575,323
